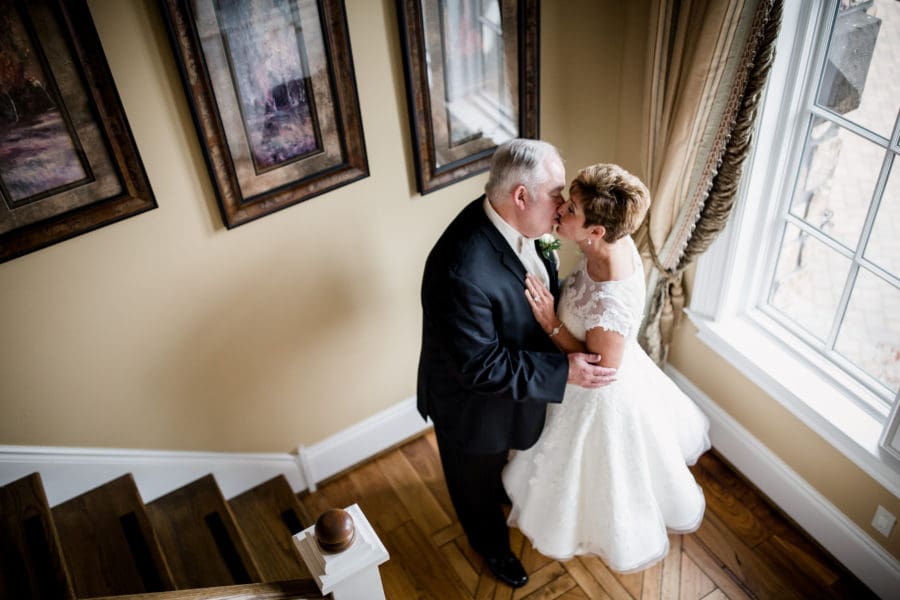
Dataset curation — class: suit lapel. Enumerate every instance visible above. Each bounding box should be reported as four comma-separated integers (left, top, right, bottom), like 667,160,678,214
475,200,528,283
499,246,527,282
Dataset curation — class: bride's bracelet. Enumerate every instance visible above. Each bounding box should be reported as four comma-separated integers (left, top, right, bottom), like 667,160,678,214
549,322,564,338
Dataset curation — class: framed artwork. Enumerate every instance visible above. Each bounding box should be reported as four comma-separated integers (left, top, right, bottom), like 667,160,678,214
397,0,539,195
161,0,368,228
0,0,156,263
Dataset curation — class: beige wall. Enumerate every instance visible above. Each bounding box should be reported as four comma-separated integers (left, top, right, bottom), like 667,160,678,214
0,0,625,452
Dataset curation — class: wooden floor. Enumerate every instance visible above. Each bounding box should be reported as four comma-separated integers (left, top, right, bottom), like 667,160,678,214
298,430,875,599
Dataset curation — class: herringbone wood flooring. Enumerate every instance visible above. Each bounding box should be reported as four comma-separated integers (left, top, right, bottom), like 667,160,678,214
298,430,874,599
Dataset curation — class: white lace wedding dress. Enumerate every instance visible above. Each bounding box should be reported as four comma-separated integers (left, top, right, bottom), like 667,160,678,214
502,237,710,572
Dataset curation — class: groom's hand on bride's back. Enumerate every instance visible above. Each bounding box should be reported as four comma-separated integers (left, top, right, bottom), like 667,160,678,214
567,353,617,388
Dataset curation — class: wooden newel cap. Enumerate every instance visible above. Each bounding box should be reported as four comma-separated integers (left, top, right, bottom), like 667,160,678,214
315,508,356,553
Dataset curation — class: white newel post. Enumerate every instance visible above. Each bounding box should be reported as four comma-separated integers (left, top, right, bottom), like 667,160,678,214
293,504,389,600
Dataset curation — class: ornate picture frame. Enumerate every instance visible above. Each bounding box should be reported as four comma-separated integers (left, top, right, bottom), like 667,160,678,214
397,0,539,195
0,0,156,263
160,0,368,228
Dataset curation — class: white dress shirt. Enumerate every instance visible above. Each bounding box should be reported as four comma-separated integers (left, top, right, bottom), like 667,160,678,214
483,197,550,288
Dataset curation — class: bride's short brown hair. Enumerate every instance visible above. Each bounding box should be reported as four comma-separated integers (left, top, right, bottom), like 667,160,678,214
571,164,650,243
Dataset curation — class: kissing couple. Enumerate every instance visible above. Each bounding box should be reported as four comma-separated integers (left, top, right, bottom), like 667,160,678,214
417,138,711,588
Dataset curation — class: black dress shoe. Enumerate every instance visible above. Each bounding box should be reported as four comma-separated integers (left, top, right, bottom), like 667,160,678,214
485,553,528,588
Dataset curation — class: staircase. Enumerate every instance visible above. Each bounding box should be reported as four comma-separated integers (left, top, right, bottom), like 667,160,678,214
1,471,324,599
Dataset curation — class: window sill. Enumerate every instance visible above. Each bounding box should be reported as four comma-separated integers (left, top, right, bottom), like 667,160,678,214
685,309,900,497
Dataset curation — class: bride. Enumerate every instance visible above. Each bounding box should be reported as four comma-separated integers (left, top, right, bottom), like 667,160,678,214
502,163,711,573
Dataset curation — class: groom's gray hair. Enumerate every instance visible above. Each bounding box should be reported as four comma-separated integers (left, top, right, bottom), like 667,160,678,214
485,138,562,204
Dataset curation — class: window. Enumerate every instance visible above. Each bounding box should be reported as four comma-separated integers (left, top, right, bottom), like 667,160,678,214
688,0,900,491
764,0,898,414
441,0,516,146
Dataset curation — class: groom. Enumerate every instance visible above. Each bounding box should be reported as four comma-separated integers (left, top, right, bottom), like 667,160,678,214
417,139,616,588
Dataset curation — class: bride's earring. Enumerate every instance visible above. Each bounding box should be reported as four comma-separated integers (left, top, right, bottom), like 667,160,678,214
587,239,592,246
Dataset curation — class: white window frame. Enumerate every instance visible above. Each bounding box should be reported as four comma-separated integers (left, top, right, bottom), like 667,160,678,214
687,0,900,496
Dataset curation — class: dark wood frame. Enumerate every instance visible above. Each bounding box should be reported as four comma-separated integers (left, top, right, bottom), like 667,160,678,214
397,0,539,195
160,0,368,229
0,0,156,263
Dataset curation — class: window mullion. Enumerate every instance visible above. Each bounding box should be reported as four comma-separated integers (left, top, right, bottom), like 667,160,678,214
823,263,857,351
760,303,828,354
852,150,895,261
808,105,891,149
890,107,900,151
782,213,854,258
822,146,892,351
859,256,900,291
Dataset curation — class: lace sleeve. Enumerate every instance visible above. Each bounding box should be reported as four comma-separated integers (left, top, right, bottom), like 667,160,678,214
583,291,636,337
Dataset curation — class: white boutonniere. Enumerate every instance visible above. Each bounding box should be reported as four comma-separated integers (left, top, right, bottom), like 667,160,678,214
537,234,561,260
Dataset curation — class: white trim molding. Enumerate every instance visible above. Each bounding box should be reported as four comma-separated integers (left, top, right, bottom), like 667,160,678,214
297,396,431,491
667,366,900,599
0,396,431,505
0,445,307,506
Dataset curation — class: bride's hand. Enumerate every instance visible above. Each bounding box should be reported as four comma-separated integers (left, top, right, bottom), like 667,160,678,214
524,274,560,334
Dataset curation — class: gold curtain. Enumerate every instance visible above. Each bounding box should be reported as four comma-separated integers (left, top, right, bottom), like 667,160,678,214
635,0,783,363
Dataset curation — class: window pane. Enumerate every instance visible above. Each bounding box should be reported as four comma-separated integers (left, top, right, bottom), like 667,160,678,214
769,223,852,340
816,0,899,138
434,0,515,153
789,117,882,249
865,158,899,275
834,268,900,393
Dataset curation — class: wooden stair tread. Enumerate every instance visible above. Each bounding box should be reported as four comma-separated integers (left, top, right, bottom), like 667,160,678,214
52,473,175,598
228,476,312,582
0,473,75,600
146,474,262,589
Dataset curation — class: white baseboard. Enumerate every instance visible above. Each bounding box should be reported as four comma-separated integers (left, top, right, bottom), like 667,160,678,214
297,396,431,491
666,366,900,600
0,396,431,505
0,445,307,506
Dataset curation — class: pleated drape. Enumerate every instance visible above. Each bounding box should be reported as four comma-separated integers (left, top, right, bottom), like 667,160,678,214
634,0,783,363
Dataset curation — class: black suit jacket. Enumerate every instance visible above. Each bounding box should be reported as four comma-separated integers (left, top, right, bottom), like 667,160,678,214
417,197,569,454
